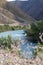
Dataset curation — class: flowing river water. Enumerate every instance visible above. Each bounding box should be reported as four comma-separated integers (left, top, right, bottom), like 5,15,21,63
0,30,36,59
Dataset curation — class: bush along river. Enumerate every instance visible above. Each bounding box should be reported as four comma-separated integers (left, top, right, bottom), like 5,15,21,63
0,30,36,59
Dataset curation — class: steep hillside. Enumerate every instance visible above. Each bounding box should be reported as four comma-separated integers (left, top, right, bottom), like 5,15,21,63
4,2,36,23
12,0,43,20
0,12,20,24
0,7,15,19
0,0,36,25
0,7,21,25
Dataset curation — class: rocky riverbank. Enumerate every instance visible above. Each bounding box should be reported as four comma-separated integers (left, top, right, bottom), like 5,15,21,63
0,45,43,65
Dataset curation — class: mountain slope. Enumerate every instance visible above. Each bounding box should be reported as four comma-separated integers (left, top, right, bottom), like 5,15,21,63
13,0,43,20
0,7,21,25
0,7,15,19
0,7,36,26
4,2,36,23
0,0,36,25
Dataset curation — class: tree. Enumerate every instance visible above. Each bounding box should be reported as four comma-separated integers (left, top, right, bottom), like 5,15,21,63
26,20,43,43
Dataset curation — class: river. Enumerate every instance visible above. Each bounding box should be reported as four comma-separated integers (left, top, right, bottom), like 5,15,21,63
0,30,36,59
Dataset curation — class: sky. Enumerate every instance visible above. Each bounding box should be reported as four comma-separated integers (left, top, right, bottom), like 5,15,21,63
7,0,28,1
7,0,14,1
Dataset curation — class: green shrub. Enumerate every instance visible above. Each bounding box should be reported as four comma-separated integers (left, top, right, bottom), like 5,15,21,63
0,25,28,32
14,38,20,47
26,20,43,43
33,49,37,58
0,35,13,49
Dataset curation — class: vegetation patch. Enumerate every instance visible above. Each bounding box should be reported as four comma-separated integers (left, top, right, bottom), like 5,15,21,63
26,20,43,43
0,25,29,32
0,35,14,49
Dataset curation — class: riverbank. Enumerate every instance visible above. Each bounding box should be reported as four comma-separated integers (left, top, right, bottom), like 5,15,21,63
0,25,30,32
0,45,43,65
0,21,43,65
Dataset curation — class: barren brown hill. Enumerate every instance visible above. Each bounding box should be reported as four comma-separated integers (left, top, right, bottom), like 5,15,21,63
0,7,15,19
0,1,36,25
5,2,36,23
0,7,21,25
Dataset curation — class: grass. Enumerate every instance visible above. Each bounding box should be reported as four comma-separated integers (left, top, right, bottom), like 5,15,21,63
0,35,14,49
0,35,21,49
0,25,30,32
37,42,43,47
37,42,43,53
33,49,37,58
